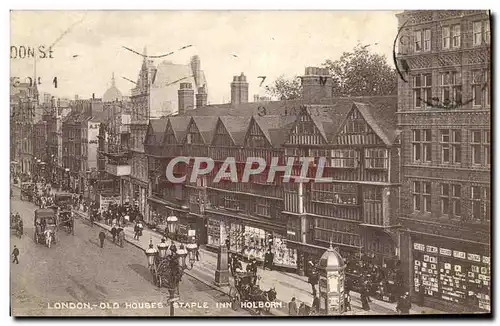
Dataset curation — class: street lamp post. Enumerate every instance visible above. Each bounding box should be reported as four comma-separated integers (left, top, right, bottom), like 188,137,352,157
146,217,199,316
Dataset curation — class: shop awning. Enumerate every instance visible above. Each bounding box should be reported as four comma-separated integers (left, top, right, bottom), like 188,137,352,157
205,208,286,234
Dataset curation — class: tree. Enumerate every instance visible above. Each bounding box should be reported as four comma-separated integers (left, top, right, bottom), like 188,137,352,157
265,75,302,100
323,43,397,97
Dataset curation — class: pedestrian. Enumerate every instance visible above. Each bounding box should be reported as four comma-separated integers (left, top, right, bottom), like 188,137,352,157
344,290,352,312
98,231,106,248
118,229,125,248
418,284,425,306
12,245,20,264
361,291,370,311
307,262,319,297
298,302,307,316
396,292,411,315
312,295,320,314
288,297,298,316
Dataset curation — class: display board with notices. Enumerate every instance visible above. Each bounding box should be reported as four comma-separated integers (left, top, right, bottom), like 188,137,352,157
413,242,490,311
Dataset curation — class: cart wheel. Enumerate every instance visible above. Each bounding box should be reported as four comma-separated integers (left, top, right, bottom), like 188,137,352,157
157,276,162,288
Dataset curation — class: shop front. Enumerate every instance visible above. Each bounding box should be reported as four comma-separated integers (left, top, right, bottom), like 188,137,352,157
410,234,490,312
206,211,297,270
148,198,201,243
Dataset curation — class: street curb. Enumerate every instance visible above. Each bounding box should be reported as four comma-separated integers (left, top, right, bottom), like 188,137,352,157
73,210,284,317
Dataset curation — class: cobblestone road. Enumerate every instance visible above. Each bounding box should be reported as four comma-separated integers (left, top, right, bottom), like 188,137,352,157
10,188,250,317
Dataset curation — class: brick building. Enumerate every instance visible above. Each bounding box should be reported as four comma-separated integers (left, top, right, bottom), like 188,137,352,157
396,10,490,312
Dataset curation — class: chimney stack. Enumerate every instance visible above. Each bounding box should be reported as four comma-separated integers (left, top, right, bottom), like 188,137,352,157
301,67,333,104
178,82,194,115
196,85,208,108
230,72,248,105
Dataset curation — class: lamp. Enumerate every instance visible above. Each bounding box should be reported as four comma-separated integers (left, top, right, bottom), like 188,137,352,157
145,241,158,267
177,244,188,268
186,243,198,269
157,238,169,258
166,215,178,236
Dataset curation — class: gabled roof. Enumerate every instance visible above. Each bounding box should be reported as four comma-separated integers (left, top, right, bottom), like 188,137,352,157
253,115,297,147
190,116,218,144
218,116,252,146
166,116,191,143
333,98,398,146
147,118,169,145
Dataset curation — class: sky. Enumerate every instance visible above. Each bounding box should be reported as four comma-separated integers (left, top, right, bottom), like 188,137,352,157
10,10,399,104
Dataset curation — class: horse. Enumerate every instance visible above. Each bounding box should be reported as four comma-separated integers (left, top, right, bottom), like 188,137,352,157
44,230,53,248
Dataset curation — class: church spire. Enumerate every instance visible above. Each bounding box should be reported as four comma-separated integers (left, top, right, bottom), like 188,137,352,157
111,72,115,87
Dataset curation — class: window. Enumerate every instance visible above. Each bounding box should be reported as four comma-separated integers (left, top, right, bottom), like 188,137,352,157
442,26,450,49
331,149,359,168
412,129,431,162
412,181,421,212
452,24,461,48
484,20,490,44
471,130,481,165
364,148,388,169
423,29,431,52
415,30,422,52
472,70,486,107
440,71,462,106
413,74,432,108
451,184,461,217
471,130,489,166
413,181,431,213
470,186,490,221
473,21,482,46
484,131,490,166
423,182,431,213
441,184,449,215
440,129,461,164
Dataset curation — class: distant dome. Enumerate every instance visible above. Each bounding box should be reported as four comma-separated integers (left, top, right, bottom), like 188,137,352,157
103,73,123,102
318,245,345,270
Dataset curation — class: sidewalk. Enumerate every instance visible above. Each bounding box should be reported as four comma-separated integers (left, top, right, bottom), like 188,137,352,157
72,208,443,316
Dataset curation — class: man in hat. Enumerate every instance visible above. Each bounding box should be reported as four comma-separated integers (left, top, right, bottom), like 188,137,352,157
246,257,258,285
98,230,106,248
12,245,20,264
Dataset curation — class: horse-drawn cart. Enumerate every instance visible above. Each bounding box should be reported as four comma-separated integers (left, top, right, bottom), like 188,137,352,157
34,208,58,248
229,272,277,313
20,182,34,201
53,193,75,235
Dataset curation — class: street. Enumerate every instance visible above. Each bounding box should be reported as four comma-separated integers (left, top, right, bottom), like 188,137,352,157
10,187,250,317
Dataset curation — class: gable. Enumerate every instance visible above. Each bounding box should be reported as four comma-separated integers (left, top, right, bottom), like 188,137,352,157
163,121,177,145
286,109,327,145
335,106,384,145
244,118,271,148
212,119,235,146
184,119,204,145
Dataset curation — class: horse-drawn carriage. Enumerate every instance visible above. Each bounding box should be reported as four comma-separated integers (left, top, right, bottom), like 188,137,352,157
146,248,183,289
20,182,35,201
229,272,277,313
34,208,58,248
53,193,75,235
10,213,23,238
